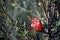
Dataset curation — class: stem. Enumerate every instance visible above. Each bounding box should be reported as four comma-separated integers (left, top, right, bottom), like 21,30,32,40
36,32,40,40
48,0,58,40
40,0,48,19
47,0,52,40
48,19,52,40
53,0,57,16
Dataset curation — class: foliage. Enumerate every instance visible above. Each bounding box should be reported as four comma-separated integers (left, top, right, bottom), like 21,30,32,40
0,0,60,40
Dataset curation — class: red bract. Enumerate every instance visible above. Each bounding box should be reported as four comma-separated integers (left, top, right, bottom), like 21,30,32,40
31,18,43,32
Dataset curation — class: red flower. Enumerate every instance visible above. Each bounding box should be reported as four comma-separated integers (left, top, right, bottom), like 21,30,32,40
31,18,43,32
